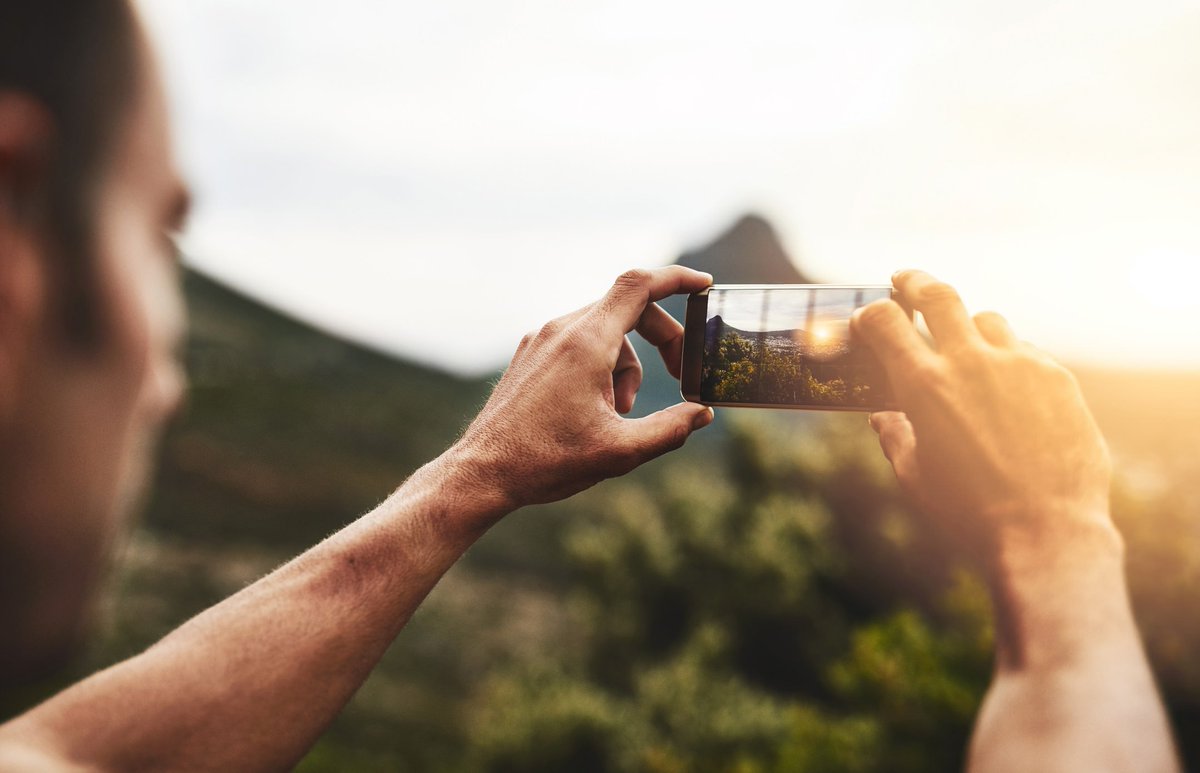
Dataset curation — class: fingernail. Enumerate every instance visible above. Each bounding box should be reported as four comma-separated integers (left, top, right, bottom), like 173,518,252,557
701,272,714,284
692,407,714,430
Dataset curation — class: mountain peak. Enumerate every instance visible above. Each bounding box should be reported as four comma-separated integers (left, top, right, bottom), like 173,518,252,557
675,212,812,284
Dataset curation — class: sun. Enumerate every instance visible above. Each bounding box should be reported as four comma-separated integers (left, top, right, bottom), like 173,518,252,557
812,325,832,343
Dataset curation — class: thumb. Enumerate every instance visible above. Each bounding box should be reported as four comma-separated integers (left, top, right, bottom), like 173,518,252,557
621,402,714,463
870,410,917,470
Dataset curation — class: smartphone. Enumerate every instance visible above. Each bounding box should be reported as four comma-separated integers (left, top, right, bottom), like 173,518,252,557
680,284,905,411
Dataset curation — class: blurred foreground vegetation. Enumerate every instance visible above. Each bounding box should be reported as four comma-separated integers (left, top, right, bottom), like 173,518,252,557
20,270,1200,771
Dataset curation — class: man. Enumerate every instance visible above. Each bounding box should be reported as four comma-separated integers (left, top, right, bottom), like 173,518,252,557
0,1,1180,771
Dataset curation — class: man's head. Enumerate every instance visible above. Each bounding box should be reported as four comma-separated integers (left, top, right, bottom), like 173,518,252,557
0,0,188,681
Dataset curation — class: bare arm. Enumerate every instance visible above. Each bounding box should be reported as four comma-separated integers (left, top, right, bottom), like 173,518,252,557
0,266,715,772
852,270,1179,773
969,516,1169,773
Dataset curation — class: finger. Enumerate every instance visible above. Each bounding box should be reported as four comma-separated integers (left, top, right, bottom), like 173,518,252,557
872,411,916,466
868,410,904,434
597,266,713,338
850,299,935,400
973,311,1018,348
892,270,980,349
620,402,714,466
612,336,643,414
635,302,685,379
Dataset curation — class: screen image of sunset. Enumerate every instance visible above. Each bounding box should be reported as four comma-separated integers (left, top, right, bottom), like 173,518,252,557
700,287,891,408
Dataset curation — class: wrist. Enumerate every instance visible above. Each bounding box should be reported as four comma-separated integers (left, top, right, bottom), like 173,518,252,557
982,503,1133,673
985,499,1123,586
369,440,517,556
425,439,518,533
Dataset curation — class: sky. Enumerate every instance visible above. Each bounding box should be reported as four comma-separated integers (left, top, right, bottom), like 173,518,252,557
138,0,1200,375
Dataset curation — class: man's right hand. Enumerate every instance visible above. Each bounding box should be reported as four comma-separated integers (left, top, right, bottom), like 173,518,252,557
451,266,715,516
851,269,1115,563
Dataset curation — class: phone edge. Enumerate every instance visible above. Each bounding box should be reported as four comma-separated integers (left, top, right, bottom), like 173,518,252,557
679,289,709,404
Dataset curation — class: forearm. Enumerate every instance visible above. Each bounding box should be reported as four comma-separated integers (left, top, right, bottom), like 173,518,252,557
0,444,508,772
968,513,1179,773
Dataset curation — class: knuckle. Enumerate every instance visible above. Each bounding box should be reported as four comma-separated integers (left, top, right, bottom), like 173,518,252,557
611,268,652,298
954,339,990,365
910,358,944,387
1015,341,1040,361
620,431,660,465
623,419,690,465
560,329,589,356
1016,349,1068,384
915,281,961,307
536,318,565,340
664,422,689,453
615,268,651,287
856,299,897,330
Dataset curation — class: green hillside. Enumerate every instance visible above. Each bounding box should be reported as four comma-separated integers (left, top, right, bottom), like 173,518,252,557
145,270,493,549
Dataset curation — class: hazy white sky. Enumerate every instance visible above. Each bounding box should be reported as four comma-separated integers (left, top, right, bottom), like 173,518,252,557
139,0,1200,374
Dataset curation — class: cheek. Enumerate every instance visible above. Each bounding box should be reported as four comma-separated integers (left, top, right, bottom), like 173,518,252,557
97,250,157,413
85,220,187,521
100,225,186,424
126,272,185,426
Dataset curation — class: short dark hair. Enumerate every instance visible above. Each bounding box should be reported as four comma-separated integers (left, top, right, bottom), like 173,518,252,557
0,0,139,347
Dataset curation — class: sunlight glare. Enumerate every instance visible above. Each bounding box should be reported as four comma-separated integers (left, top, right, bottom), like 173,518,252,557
1130,249,1200,314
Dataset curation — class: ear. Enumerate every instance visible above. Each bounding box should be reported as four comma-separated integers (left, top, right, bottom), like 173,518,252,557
0,92,54,425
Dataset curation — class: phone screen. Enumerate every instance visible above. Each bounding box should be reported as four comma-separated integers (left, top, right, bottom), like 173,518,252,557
684,285,895,410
